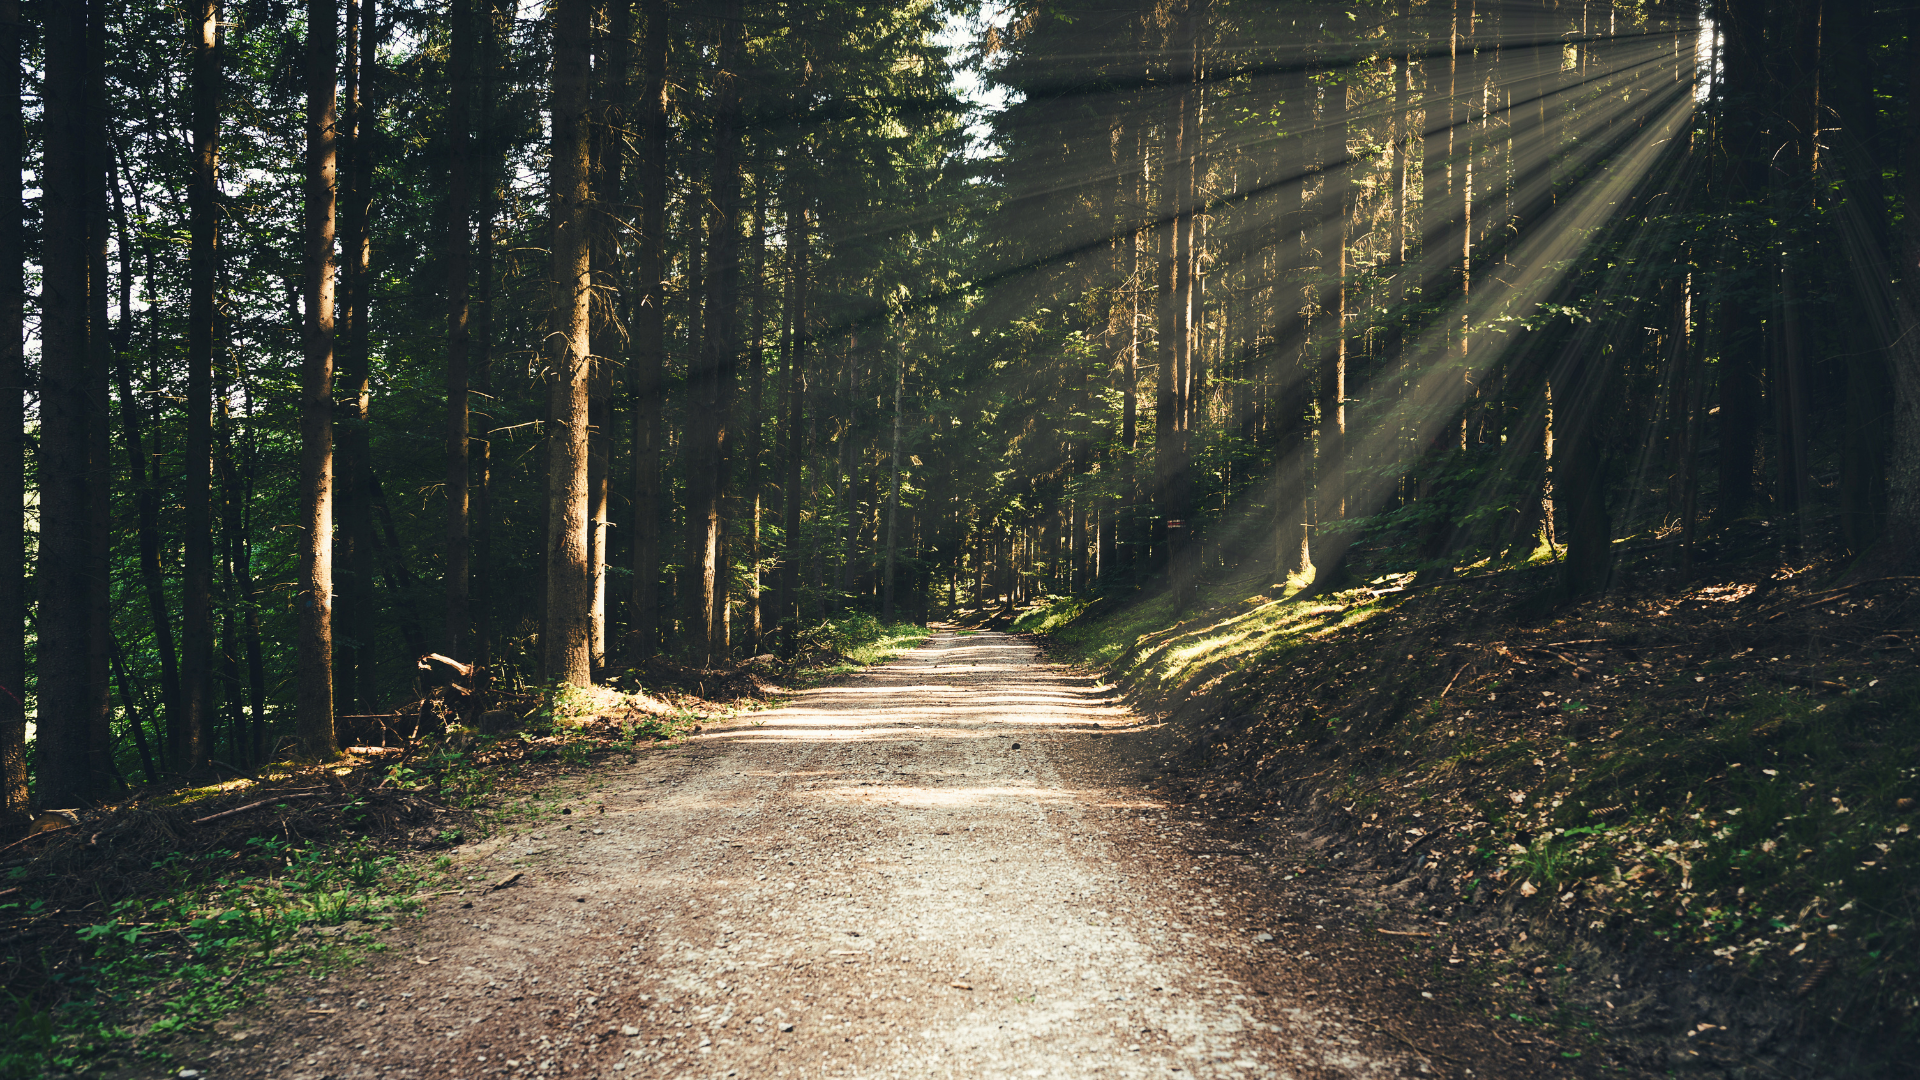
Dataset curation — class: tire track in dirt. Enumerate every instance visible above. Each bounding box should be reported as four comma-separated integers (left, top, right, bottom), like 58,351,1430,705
200,631,1428,1080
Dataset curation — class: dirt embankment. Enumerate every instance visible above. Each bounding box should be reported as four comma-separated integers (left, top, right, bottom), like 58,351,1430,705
1049,557,1920,1079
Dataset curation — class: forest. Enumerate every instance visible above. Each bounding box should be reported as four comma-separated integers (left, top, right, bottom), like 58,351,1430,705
4,0,1920,1071
16,0,1904,809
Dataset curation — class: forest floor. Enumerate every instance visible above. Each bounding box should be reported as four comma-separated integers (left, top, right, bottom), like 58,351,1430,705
118,631,1588,1080
1019,529,1920,1078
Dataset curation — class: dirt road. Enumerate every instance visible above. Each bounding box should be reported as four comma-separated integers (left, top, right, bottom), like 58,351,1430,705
214,632,1433,1080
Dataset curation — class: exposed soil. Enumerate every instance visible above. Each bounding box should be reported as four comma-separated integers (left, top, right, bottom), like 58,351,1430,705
152,631,1603,1080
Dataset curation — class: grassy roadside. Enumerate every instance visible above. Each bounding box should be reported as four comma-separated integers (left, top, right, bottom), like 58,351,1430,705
0,617,928,1080
1024,560,1920,1075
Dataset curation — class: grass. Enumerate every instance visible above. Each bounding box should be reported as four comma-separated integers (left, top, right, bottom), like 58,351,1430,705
2,617,933,1078
782,615,931,686
0,831,451,1079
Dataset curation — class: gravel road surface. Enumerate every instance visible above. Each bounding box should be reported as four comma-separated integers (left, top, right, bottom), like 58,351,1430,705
217,631,1425,1080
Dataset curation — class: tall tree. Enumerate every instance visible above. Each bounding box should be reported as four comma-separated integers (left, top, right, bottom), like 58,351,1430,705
335,0,380,713
37,0,98,804
684,0,746,666
298,0,340,759
544,0,595,687
587,0,632,673
83,0,112,790
628,0,669,662
882,333,906,620
445,0,475,660
0,0,27,817
181,0,220,771
1154,0,1201,599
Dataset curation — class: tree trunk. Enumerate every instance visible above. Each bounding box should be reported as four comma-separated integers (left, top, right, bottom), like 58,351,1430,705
109,637,158,785
834,342,860,608
1153,2,1195,585
1311,57,1353,591
335,0,381,716
298,0,340,760
1714,0,1766,525
444,0,474,660
36,0,97,805
469,0,500,682
778,201,810,646
181,0,219,774
84,0,112,792
746,188,767,648
684,0,744,666
544,0,594,688
1890,15,1920,556
882,338,905,621
0,0,22,817
233,417,269,764
628,0,668,662
588,0,631,674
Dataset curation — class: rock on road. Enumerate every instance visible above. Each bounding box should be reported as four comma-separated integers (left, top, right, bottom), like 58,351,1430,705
228,631,1424,1080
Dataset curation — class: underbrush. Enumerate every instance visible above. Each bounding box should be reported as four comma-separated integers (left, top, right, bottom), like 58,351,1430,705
0,620,927,1078
782,615,931,683
1033,564,1920,1073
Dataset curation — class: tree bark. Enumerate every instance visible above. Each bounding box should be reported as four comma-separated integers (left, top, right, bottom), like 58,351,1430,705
36,0,97,805
629,0,668,662
882,337,905,621
181,0,220,774
84,0,113,791
746,188,767,648
444,0,474,661
298,0,340,759
544,0,594,688
472,0,500,680
685,0,745,666
0,0,26,816
778,200,810,648
1311,56,1353,590
588,0,631,673
334,0,379,716
1153,1,1196,585
1891,12,1920,555
230,409,269,765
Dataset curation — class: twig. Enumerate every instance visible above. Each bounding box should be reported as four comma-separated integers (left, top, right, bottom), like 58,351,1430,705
191,791,322,825
1378,1021,1461,1066
1373,928,1433,937
1766,576,1920,621
0,829,57,855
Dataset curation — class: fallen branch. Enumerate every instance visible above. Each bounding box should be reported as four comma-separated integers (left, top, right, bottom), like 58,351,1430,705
1378,1020,1461,1065
0,831,49,856
1373,928,1433,938
191,790,322,825
1772,672,1850,693
1435,661,1473,702
1766,576,1920,621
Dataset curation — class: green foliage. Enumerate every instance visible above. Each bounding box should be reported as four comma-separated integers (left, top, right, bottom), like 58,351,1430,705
1009,596,1087,633
2,833,452,1077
